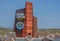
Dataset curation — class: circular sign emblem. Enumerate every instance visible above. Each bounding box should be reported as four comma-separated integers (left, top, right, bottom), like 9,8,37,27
16,22,24,29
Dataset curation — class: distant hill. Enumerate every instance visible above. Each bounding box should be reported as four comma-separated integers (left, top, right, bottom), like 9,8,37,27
0,27,60,36
0,27,13,36
39,29,60,34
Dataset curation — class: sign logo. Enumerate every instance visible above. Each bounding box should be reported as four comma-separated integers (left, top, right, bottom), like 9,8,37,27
16,22,24,29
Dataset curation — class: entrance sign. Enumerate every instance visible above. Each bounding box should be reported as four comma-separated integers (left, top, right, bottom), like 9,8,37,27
14,1,38,38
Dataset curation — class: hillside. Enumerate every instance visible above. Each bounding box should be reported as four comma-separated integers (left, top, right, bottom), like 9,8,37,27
0,27,60,36
39,29,60,34
0,28,13,36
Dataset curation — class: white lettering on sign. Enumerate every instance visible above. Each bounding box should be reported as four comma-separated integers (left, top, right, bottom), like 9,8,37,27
16,13,25,18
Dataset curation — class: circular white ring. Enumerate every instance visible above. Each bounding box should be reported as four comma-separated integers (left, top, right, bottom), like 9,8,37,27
16,22,24,29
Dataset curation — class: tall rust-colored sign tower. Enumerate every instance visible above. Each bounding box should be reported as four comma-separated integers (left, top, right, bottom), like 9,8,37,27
14,1,38,37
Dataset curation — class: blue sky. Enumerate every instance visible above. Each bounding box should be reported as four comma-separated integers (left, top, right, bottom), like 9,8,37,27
0,0,60,29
